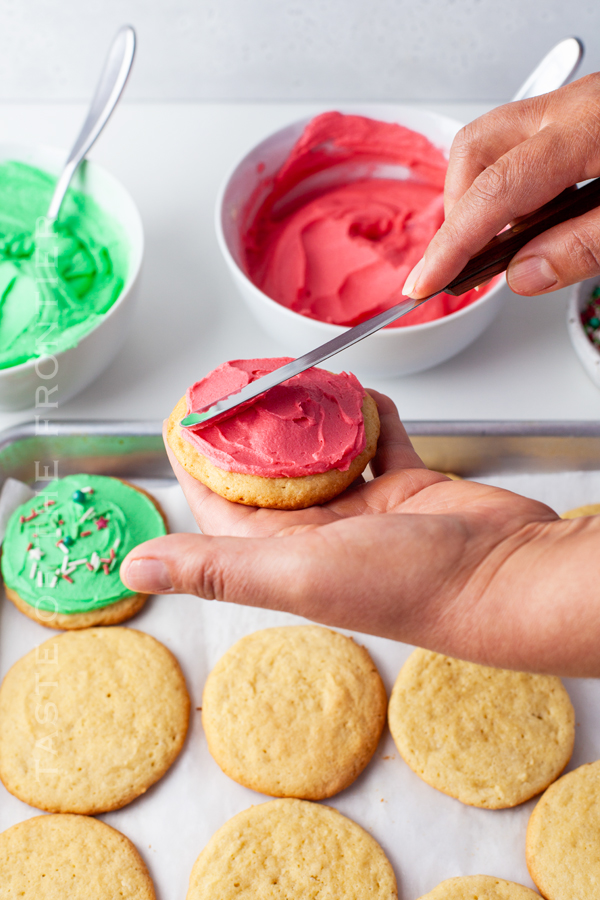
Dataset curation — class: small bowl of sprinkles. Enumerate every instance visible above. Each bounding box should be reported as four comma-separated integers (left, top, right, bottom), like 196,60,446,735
567,277,600,389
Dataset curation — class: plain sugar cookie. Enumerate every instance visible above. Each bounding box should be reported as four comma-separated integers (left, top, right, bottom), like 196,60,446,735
202,625,387,799
561,503,600,518
0,627,190,814
388,649,575,809
526,760,600,899
417,875,540,899
0,813,156,899
186,798,397,899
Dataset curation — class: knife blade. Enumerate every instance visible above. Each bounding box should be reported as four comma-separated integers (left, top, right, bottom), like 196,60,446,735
181,177,600,430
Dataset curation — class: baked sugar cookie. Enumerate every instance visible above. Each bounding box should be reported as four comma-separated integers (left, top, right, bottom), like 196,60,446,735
1,473,168,629
561,503,600,518
0,627,190,814
0,814,156,899
417,875,540,899
388,649,575,809
186,798,397,899
167,358,380,509
526,760,600,899
202,625,387,799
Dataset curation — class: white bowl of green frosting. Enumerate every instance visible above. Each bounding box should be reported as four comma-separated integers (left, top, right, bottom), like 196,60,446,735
0,144,143,410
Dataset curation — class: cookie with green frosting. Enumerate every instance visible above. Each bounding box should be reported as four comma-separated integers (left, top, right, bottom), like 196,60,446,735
1,474,167,629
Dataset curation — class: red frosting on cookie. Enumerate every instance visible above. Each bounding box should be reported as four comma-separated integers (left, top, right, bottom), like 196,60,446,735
243,111,496,327
181,358,366,477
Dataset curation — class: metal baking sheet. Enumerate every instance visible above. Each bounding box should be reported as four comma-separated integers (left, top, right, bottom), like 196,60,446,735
5,419,600,489
1,419,600,900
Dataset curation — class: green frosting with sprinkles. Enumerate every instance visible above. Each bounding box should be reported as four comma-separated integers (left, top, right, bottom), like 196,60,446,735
1,474,166,615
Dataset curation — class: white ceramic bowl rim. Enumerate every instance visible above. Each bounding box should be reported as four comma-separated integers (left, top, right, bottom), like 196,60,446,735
215,108,503,338
0,142,144,374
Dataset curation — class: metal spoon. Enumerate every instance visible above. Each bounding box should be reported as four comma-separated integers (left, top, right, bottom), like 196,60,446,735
46,25,136,222
512,36,583,101
181,37,586,429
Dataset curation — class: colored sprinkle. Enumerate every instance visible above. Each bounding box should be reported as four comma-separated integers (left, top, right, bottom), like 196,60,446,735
62,535,75,547
72,489,86,504
80,530,92,537
102,563,110,575
19,516,25,524
32,533,38,538
62,574,74,584
26,542,32,552
29,561,37,579
81,487,94,493
58,519,65,525
85,562,94,571
109,548,115,561
46,500,56,506
77,507,96,525
96,516,109,530
580,288,600,350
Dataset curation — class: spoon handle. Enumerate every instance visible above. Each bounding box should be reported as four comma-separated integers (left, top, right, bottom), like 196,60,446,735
511,36,584,102
445,178,600,296
46,25,136,222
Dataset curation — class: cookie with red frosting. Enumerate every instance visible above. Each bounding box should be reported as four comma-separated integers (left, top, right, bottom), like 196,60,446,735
167,359,380,510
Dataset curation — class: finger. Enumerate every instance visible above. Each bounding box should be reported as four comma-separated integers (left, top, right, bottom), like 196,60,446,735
444,100,543,216
507,207,600,295
366,390,425,476
405,125,600,300
120,530,324,615
119,513,487,648
118,516,461,638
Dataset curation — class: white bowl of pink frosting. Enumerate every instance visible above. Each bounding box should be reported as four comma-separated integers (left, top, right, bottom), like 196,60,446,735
0,143,143,411
216,108,505,378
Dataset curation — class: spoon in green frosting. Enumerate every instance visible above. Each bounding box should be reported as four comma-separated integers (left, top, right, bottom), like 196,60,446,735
46,24,136,222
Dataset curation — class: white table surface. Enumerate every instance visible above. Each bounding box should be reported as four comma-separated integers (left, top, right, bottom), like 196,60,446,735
0,100,599,432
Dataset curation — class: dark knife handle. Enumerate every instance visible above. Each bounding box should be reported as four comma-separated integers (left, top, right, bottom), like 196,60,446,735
445,178,600,296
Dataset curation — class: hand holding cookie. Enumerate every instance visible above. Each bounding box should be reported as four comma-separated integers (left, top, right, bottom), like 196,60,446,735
121,387,600,677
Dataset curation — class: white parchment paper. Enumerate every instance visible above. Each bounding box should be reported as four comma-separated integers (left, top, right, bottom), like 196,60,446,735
1,472,599,900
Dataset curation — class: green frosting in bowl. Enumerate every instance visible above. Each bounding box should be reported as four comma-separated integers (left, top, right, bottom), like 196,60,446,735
0,160,128,369
1,474,167,615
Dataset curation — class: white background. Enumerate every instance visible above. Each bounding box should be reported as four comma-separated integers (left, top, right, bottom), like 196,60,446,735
1,0,599,102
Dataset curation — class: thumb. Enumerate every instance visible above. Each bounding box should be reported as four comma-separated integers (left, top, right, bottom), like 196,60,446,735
507,207,600,295
120,531,310,610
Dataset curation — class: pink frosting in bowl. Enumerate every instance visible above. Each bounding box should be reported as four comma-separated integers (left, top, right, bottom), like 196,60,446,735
181,358,366,478
242,111,496,328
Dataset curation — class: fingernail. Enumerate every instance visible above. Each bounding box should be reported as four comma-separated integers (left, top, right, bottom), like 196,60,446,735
508,256,558,294
121,558,173,593
402,257,425,298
